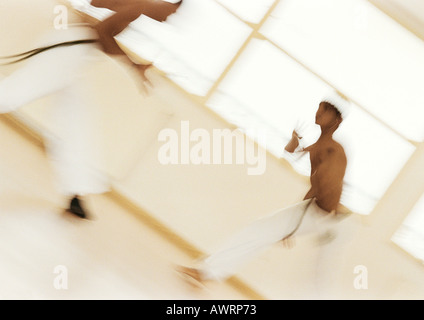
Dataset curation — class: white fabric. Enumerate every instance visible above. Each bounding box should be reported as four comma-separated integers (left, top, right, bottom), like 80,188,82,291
0,26,110,197
198,198,354,285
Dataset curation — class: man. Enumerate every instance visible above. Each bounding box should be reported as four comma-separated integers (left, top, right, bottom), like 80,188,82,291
0,19,107,219
177,94,353,292
0,0,183,219
286,97,347,213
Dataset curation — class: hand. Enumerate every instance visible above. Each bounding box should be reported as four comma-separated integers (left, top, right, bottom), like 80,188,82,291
284,130,302,153
291,130,301,140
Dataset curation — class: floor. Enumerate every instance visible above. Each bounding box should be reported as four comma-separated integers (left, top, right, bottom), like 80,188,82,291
0,117,248,300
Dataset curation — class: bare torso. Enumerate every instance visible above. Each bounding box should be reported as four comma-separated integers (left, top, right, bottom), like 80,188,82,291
304,137,347,213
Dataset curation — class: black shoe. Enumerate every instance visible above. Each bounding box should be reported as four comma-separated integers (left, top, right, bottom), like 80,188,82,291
66,196,89,219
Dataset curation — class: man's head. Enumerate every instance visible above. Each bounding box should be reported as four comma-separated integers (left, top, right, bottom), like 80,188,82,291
315,101,343,130
316,92,350,131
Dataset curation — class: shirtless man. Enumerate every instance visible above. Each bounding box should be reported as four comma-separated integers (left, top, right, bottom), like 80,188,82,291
285,100,347,213
177,96,351,287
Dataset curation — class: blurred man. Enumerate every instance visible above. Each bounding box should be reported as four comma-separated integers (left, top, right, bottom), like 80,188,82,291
177,94,354,296
0,0,183,218
0,12,107,219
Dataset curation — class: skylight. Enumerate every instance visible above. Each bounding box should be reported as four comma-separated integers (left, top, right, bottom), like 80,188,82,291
215,0,275,24
261,0,424,142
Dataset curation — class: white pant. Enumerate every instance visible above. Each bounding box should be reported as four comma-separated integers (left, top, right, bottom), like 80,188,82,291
0,26,110,197
198,198,354,289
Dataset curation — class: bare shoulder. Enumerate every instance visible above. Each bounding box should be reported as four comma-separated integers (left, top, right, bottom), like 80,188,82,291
326,140,347,160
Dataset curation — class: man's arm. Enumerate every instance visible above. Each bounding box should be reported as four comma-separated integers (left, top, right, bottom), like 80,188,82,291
284,130,303,153
87,3,153,92
93,4,144,55
91,0,139,11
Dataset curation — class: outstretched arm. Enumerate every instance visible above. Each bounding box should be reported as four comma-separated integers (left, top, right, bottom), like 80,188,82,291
82,0,182,91
93,4,144,55
88,3,153,92
284,130,305,153
91,0,141,11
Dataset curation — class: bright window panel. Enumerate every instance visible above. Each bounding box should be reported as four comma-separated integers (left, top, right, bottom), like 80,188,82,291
215,0,275,24
261,0,424,142
116,0,251,96
207,39,415,214
336,105,415,214
392,194,424,262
